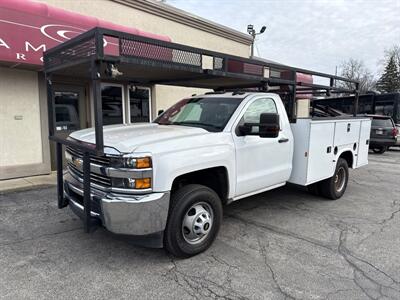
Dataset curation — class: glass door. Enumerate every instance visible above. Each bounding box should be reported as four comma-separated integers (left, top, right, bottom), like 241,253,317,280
129,87,151,123
51,84,87,169
101,83,125,125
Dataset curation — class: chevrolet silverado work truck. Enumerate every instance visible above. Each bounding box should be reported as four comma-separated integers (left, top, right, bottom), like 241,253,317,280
63,92,371,257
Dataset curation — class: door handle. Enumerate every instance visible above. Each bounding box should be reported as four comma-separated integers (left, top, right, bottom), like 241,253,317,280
278,138,289,143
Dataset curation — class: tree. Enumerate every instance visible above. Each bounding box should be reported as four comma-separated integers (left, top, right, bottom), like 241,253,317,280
376,52,400,93
337,59,376,93
385,45,400,70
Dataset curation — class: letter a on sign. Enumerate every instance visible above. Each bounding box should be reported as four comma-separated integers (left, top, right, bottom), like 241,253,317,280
0,38,10,49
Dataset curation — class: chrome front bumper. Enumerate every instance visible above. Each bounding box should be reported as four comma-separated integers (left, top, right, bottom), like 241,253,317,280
63,173,170,236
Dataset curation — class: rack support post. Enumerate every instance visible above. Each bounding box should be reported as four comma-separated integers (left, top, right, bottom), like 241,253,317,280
92,59,104,153
46,74,54,137
83,151,92,233
56,142,67,208
354,82,360,116
290,71,297,123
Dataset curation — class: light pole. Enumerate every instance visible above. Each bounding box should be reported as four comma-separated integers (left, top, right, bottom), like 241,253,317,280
247,25,266,57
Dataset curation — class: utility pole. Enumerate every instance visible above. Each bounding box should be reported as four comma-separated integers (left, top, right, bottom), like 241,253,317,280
247,25,266,57
335,65,338,87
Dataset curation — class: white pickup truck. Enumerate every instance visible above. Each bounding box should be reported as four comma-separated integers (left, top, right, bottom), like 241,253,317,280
63,91,371,257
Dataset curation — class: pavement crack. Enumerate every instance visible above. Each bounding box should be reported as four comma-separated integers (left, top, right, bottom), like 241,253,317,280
325,288,354,300
227,213,400,299
163,255,247,300
377,200,400,230
210,254,239,270
337,228,400,299
226,213,337,253
257,236,297,300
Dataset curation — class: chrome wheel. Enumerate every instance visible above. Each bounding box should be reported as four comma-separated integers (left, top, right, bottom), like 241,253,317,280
334,166,346,193
182,202,213,245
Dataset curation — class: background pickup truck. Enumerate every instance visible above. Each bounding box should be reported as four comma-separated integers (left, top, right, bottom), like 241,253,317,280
63,92,371,257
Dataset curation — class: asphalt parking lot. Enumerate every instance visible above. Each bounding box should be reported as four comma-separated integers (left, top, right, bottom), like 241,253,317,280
1,150,399,300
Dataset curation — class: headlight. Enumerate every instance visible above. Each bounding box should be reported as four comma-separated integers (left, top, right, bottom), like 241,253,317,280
111,154,152,190
123,155,152,169
112,178,152,190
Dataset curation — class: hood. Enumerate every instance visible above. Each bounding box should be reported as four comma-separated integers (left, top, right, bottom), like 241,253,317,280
69,123,209,153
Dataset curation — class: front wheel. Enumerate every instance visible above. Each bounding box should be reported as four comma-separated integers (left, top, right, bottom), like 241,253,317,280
164,184,222,258
319,158,349,200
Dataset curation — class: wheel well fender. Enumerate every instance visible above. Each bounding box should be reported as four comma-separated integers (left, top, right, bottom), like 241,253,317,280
171,167,229,203
338,150,354,168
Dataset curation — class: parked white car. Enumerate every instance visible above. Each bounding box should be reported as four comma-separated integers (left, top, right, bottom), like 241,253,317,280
63,92,371,257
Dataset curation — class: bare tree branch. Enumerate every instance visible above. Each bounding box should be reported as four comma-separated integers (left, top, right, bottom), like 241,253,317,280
337,59,376,94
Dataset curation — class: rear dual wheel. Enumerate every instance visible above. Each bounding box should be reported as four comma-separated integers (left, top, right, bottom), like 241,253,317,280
308,158,349,200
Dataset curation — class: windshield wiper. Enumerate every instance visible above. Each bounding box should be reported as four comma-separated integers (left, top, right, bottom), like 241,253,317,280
172,121,222,131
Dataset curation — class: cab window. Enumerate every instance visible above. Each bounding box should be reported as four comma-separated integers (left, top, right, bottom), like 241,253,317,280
240,98,277,134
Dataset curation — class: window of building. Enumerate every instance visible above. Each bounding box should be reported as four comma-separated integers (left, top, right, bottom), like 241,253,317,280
54,91,80,131
129,87,151,123
101,84,124,125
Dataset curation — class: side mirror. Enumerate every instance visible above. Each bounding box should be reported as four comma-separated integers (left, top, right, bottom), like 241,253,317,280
238,123,252,135
259,113,280,138
158,109,164,116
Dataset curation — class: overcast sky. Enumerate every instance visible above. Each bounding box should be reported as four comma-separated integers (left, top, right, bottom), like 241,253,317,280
168,0,400,78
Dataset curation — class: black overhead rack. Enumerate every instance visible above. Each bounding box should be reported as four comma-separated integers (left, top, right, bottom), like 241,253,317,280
43,27,359,231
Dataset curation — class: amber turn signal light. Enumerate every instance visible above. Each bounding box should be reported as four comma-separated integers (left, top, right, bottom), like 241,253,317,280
136,157,152,169
135,178,151,189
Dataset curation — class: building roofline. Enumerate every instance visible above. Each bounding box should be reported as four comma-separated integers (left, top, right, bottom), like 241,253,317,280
111,0,253,45
251,56,289,67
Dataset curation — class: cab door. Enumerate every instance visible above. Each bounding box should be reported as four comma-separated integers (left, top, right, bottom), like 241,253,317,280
232,97,292,197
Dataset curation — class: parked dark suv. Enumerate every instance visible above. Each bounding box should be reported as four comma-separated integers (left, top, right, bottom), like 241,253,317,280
367,115,398,154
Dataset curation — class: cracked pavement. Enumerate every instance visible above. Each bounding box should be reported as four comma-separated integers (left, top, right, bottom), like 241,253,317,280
1,149,399,299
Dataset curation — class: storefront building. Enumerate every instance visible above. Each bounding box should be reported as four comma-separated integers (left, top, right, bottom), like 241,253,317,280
0,0,252,180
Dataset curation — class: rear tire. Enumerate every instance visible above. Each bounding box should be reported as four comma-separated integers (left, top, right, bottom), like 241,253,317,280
164,184,222,258
372,146,387,154
319,158,349,200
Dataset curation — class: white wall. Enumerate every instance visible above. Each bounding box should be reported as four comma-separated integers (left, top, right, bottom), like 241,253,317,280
0,67,43,167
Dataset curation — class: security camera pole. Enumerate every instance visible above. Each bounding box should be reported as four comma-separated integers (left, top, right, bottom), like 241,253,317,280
247,25,266,57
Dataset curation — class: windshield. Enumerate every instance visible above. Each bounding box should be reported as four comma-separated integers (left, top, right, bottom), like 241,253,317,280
154,97,243,132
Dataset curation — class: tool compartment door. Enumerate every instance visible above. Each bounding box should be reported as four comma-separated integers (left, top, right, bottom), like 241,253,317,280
334,121,361,146
307,121,336,184
356,119,371,167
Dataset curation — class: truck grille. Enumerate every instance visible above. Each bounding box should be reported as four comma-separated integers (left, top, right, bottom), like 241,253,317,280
66,146,111,166
66,146,112,189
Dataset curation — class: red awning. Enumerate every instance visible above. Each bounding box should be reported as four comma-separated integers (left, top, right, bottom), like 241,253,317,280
0,0,170,68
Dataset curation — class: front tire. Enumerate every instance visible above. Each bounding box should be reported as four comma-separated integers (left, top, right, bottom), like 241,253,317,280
319,158,349,200
164,184,222,258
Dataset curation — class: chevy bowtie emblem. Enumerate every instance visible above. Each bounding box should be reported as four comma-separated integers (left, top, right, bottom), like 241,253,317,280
73,158,83,168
